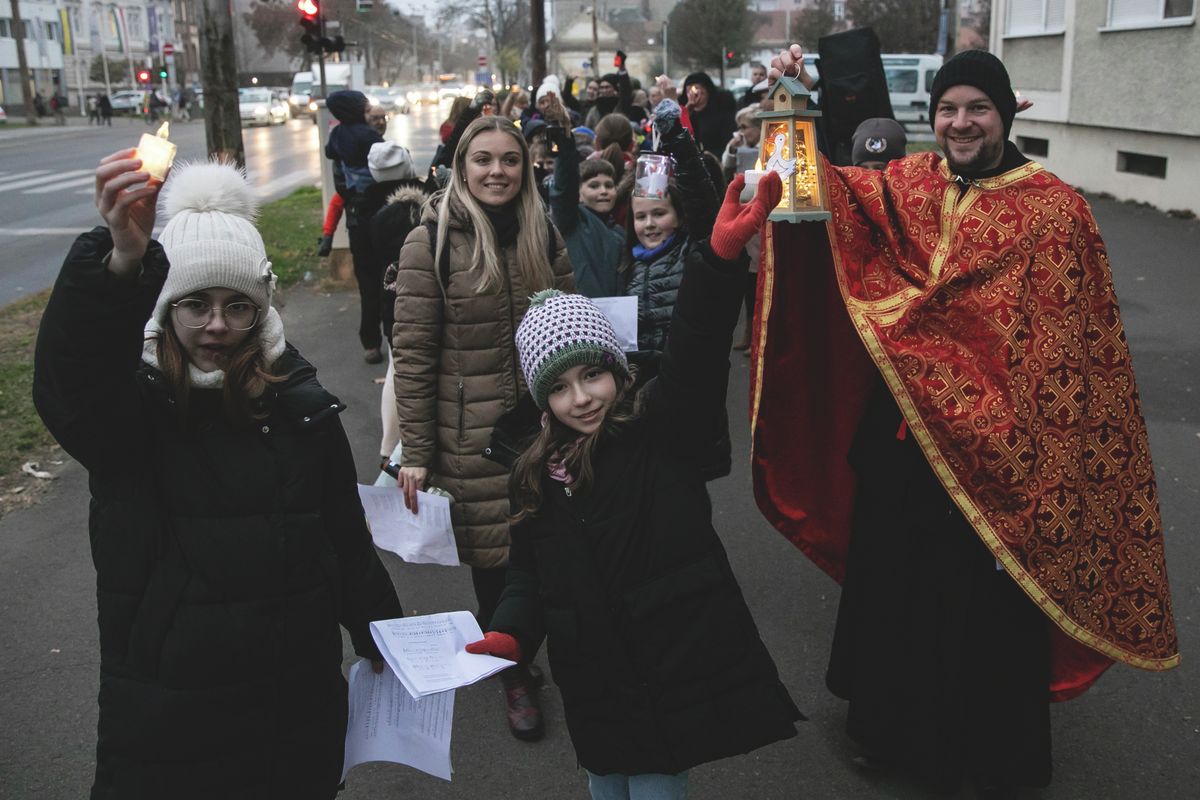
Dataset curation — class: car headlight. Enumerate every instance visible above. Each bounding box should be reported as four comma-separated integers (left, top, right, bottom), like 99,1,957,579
308,101,318,112
255,107,268,116
367,96,379,106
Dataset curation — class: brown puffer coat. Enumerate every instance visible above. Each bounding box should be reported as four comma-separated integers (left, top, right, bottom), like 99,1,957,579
392,194,574,568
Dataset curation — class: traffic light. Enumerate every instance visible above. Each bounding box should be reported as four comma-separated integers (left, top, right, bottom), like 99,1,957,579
158,68,168,79
137,69,151,84
298,0,322,55
725,50,737,67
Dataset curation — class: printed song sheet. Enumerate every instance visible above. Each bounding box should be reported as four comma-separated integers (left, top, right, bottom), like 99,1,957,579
357,485,459,566
591,296,639,352
342,659,454,782
370,611,515,698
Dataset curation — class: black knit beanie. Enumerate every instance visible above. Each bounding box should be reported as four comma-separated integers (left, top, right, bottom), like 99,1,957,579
929,49,1017,135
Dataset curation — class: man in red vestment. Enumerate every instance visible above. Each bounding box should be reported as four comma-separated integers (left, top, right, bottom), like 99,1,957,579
751,46,1179,797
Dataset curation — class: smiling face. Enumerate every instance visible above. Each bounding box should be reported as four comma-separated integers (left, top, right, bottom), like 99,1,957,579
597,80,618,98
170,287,258,373
934,85,1005,173
586,80,599,100
547,364,618,435
463,129,524,207
631,195,679,250
580,174,616,215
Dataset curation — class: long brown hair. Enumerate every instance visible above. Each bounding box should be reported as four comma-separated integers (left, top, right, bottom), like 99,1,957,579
594,113,634,184
156,323,284,424
436,115,556,295
508,369,639,523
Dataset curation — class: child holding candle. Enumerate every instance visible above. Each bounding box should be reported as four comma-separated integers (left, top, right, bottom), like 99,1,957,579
33,152,403,799
466,170,801,800
621,100,720,352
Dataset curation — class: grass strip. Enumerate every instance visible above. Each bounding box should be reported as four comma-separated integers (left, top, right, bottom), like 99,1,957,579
0,185,322,479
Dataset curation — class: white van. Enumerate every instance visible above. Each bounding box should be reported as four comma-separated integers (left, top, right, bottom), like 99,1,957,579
881,54,943,124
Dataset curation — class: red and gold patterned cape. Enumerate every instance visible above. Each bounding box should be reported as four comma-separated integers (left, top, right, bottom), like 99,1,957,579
750,152,1179,700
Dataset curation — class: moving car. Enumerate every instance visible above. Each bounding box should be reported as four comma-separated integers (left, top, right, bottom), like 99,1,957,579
239,87,289,126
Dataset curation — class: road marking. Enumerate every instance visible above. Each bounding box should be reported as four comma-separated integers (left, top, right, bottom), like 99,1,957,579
253,169,318,199
0,227,83,236
24,175,98,194
0,170,56,191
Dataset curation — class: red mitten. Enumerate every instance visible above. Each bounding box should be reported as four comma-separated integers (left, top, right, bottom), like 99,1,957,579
709,171,784,262
465,631,522,662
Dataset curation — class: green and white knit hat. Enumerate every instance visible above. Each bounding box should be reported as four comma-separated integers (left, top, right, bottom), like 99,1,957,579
517,290,630,410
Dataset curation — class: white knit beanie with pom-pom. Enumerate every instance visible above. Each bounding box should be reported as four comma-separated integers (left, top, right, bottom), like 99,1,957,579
143,160,285,388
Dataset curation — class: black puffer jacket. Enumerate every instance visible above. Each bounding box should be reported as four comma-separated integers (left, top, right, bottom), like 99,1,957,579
491,242,803,776
33,229,403,800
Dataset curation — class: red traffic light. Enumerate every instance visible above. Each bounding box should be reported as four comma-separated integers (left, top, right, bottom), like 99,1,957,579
297,0,319,18
137,70,151,83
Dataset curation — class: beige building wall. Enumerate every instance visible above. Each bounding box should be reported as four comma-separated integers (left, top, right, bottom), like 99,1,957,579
993,0,1200,215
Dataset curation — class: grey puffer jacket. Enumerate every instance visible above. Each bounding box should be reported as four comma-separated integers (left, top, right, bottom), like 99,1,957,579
391,194,574,568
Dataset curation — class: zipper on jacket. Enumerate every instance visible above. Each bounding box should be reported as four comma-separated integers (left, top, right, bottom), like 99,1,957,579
501,259,522,394
457,379,465,439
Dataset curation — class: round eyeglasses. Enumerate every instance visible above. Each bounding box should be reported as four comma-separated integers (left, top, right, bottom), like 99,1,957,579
171,298,261,331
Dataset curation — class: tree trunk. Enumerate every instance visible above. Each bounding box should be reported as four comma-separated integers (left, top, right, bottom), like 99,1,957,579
196,0,245,168
10,0,38,125
530,0,546,87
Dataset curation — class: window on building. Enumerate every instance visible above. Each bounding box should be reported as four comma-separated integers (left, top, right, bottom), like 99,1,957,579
1017,135,1050,157
1109,0,1195,26
126,8,145,41
0,18,11,39
1006,0,1067,35
834,1,847,21
45,21,59,42
1117,150,1168,178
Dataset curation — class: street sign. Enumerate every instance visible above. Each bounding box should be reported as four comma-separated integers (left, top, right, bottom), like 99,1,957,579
162,42,174,56
477,55,487,67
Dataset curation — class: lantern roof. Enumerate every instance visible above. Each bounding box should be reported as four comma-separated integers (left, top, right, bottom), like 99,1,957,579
767,75,812,111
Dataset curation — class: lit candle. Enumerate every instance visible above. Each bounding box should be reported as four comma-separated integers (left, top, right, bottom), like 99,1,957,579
136,121,177,181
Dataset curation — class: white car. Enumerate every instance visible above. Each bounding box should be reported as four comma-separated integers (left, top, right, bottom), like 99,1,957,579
109,90,147,115
239,88,289,126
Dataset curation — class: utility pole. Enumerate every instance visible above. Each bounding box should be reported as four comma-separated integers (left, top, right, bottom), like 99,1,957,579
10,0,38,125
196,0,245,167
590,6,598,80
531,0,546,86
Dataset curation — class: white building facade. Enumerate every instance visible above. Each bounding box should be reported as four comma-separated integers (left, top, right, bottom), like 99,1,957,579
1,1,180,112
991,0,1199,214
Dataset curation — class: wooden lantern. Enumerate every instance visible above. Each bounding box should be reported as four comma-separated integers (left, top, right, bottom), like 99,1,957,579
756,75,830,222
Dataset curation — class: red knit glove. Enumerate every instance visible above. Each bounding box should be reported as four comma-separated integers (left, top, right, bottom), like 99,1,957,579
465,631,522,662
709,171,783,262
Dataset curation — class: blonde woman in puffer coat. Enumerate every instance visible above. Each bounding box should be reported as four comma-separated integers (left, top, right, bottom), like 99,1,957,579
392,115,574,741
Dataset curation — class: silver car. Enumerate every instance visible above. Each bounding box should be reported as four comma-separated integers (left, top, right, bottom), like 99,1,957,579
239,87,289,126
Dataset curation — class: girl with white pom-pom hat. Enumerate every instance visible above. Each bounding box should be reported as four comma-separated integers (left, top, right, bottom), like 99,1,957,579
33,150,403,799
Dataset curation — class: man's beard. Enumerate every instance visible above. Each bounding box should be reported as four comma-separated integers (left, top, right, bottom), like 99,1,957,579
945,133,1005,174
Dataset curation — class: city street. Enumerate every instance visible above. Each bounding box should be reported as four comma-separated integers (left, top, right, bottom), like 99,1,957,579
0,135,1198,797
0,103,442,305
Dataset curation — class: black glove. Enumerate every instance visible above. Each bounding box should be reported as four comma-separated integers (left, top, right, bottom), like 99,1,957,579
317,235,333,257
470,90,495,112
545,122,571,151
614,50,627,70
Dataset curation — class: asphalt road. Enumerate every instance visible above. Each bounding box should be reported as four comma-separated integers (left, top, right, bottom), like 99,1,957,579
0,123,1198,798
0,103,443,306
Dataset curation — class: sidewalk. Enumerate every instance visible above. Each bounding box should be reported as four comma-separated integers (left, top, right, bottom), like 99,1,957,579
0,111,187,141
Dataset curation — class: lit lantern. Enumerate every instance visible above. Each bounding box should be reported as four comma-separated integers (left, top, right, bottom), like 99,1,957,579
136,121,177,182
752,74,829,222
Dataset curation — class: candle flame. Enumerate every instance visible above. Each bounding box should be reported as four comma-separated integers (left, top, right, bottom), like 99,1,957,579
156,121,170,139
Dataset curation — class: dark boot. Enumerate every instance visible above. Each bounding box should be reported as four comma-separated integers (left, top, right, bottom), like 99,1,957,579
500,665,544,742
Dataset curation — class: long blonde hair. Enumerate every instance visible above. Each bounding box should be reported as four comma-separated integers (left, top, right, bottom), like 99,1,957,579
436,116,556,295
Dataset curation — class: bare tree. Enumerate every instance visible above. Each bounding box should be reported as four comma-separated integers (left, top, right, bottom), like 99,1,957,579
792,0,839,48
845,0,942,53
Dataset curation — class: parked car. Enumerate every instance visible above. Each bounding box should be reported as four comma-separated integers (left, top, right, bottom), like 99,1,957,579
0,105,7,124
239,87,289,126
109,90,147,115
